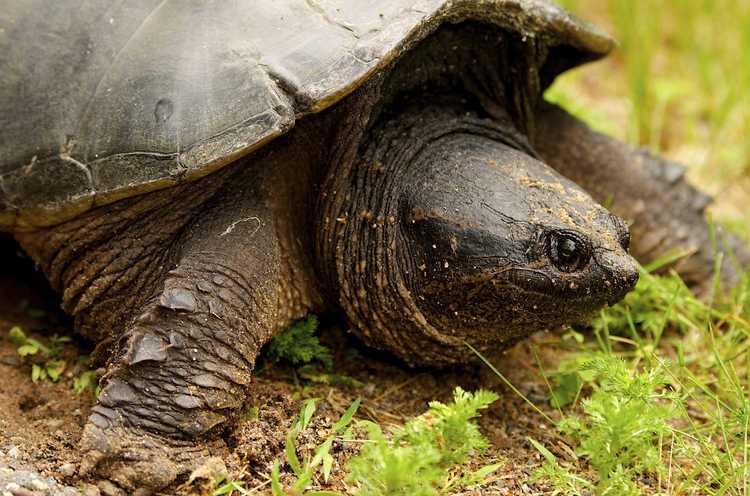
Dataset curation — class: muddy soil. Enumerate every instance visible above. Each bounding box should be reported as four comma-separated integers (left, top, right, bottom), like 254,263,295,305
0,233,592,496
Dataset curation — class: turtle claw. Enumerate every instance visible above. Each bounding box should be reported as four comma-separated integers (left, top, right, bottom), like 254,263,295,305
79,412,210,493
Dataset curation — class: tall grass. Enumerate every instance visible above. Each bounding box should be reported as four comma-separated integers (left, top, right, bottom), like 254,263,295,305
551,0,750,179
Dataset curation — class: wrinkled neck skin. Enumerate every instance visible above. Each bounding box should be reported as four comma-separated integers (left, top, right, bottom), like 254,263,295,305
318,101,637,366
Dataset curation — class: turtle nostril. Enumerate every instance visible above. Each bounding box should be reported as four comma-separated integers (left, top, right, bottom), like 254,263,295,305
610,214,631,251
620,230,631,251
625,267,639,288
606,268,639,306
619,262,640,296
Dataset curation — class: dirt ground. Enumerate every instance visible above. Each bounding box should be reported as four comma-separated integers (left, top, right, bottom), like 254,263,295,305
0,232,607,496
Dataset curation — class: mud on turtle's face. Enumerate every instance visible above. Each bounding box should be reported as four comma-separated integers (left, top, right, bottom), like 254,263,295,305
400,134,639,344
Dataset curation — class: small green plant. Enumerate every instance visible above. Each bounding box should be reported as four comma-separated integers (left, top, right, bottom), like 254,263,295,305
268,316,333,369
8,326,71,382
346,388,502,495
73,370,100,396
212,476,251,495
71,355,101,396
547,354,592,409
271,397,360,495
528,437,593,496
557,355,678,492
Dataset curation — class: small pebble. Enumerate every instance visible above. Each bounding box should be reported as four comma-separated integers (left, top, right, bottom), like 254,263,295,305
58,463,76,477
97,480,124,496
27,478,48,491
12,486,37,496
81,484,101,496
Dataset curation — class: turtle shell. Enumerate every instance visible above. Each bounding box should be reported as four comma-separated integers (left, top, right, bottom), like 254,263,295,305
0,0,613,228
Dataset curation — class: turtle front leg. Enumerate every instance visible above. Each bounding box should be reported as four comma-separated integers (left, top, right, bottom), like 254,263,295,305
14,174,304,491
534,102,750,290
79,236,281,491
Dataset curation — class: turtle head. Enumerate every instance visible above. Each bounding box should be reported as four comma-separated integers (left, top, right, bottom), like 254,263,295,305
400,133,639,351
321,111,638,365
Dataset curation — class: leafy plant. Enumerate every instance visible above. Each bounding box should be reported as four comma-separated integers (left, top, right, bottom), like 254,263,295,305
212,477,250,496
8,326,71,382
271,397,360,495
268,316,333,369
73,370,100,396
547,355,592,409
346,388,502,495
70,355,101,396
557,355,678,491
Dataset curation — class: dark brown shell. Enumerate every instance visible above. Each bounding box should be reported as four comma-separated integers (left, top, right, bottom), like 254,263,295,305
0,0,613,228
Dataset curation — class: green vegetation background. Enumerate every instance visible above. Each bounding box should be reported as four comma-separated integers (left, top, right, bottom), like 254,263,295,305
552,0,750,235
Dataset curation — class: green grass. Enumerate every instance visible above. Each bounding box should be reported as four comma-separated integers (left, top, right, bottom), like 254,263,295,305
346,388,502,495
263,388,501,496
477,260,750,494
270,397,360,495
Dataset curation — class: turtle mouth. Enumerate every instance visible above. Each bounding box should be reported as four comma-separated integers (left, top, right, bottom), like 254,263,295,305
418,265,621,323
492,259,638,315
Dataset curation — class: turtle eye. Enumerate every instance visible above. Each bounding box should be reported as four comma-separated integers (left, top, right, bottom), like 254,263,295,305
548,231,590,272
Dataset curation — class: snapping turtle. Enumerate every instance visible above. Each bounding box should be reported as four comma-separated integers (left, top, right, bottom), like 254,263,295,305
1,0,746,490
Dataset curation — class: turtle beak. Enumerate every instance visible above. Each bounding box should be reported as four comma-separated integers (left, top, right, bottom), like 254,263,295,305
594,249,640,306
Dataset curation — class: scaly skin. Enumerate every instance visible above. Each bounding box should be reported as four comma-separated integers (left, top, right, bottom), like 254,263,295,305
13,126,328,491
10,96,640,491
11,98,739,492
318,102,638,366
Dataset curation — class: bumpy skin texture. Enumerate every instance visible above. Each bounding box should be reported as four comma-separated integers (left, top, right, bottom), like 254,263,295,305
14,126,328,489
534,103,750,291
319,102,637,366
78,177,283,487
